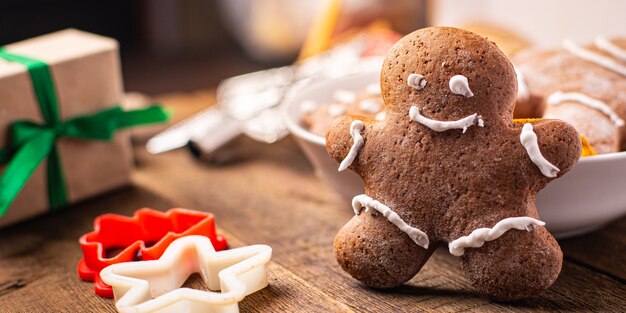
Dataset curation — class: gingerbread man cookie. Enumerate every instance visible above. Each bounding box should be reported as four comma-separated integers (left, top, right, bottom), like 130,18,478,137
326,27,582,301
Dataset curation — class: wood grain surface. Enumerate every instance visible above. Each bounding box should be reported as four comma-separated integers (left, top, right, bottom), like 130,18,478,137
0,92,624,312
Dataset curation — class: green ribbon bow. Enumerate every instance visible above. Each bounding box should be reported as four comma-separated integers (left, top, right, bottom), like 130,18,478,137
0,48,170,217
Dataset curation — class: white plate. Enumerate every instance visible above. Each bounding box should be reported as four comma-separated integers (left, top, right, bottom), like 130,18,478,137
281,71,626,239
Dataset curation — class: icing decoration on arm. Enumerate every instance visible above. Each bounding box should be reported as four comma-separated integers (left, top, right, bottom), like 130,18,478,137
547,91,625,127
334,89,357,104
448,217,545,256
449,75,474,97
564,39,626,78
520,123,560,177
359,99,382,113
594,36,626,62
352,194,429,249
407,73,427,90
514,66,529,102
409,106,484,133
338,120,365,171
366,83,382,96
328,104,346,117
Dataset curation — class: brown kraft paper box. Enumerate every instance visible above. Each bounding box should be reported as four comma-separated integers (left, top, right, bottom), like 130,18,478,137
0,29,133,227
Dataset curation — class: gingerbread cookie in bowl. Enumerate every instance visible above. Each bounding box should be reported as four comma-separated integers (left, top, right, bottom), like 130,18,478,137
326,27,582,301
514,37,626,154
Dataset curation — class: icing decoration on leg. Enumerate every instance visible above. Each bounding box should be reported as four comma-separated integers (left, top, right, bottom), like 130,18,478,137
352,194,429,249
449,75,474,97
448,217,545,256
409,106,484,133
407,73,427,90
594,36,626,62
513,66,529,101
547,91,625,127
520,123,560,177
338,120,365,171
563,39,626,78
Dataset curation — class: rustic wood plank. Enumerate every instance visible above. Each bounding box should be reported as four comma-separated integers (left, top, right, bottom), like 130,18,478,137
0,187,170,313
559,217,626,282
0,184,354,312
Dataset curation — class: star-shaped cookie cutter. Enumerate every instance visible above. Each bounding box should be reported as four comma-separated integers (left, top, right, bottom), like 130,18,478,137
78,208,228,298
100,235,272,313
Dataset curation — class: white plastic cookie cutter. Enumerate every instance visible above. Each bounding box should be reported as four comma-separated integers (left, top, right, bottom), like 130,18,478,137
100,235,272,313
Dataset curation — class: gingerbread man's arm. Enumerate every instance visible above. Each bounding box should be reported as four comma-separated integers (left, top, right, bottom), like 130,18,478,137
326,115,373,174
519,119,582,181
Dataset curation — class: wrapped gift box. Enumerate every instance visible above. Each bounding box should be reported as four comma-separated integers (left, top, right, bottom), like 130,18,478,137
0,29,134,227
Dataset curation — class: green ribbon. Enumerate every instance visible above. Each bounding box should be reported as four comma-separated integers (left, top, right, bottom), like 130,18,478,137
0,48,170,217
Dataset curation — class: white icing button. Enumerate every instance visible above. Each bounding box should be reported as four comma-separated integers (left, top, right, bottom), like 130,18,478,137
328,104,346,117
407,74,427,90
366,83,382,96
375,111,386,121
338,120,365,172
449,75,474,97
514,66,530,102
409,106,484,133
547,91,625,127
564,39,626,78
594,36,626,62
333,89,357,104
353,194,429,249
520,123,560,178
448,217,545,256
358,99,382,113
100,236,272,313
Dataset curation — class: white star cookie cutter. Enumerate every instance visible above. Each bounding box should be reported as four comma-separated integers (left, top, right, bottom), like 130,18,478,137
100,235,272,313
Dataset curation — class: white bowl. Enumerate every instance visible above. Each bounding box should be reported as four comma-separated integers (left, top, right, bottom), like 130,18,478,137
281,71,626,239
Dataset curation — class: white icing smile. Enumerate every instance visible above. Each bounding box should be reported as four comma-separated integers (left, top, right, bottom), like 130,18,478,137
352,195,429,249
449,75,474,97
407,74,427,90
409,106,484,133
448,217,545,256
338,120,365,172
520,123,560,178
547,91,625,127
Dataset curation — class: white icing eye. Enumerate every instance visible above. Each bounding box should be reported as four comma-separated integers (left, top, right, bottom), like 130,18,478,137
407,74,427,90
449,75,474,97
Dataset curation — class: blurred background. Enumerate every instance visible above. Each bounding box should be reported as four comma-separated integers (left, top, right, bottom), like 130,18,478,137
2,0,625,95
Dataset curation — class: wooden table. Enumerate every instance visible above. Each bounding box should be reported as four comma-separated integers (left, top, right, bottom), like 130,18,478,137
1,92,624,312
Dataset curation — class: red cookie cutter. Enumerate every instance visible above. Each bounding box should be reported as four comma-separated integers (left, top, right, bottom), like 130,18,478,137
77,208,227,298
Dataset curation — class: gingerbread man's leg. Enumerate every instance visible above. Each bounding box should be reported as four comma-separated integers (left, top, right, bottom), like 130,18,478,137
459,226,562,301
334,213,437,288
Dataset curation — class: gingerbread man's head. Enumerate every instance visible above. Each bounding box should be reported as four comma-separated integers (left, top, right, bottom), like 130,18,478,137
326,27,582,301
381,27,517,127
